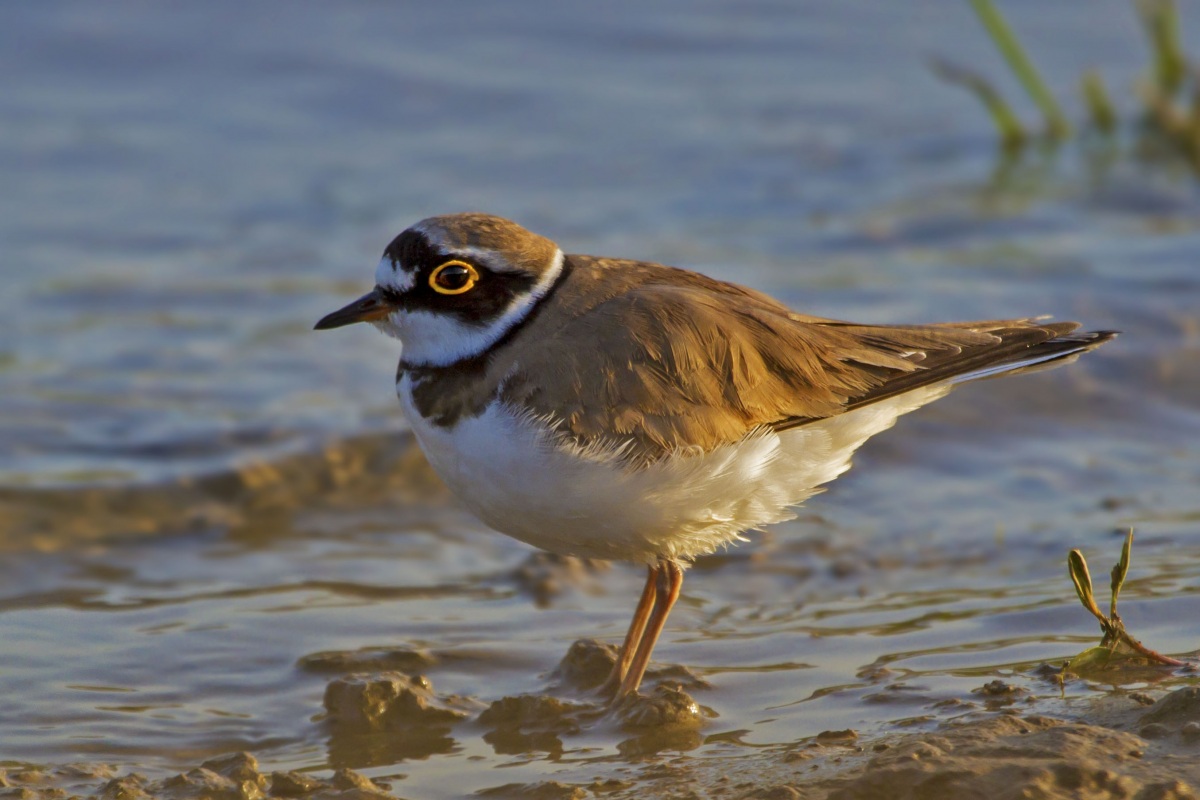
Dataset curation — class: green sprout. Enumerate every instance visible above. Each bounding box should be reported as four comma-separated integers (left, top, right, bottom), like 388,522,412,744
1065,530,1186,674
967,0,1070,138
1138,0,1187,97
930,58,1027,149
934,0,1200,174
1082,70,1118,134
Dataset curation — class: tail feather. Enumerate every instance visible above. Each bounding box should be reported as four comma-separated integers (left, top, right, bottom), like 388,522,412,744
949,330,1117,382
772,326,1117,433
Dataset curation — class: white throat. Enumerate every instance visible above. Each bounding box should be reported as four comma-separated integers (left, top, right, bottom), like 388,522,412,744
374,248,565,368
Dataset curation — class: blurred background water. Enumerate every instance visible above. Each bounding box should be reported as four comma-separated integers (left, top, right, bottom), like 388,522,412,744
1,1,1198,797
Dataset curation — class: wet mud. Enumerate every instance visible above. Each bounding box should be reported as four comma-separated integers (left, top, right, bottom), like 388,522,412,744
5,679,1200,799
4,4,1200,797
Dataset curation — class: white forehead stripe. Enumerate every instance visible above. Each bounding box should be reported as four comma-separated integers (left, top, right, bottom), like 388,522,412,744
376,256,414,292
390,248,565,368
409,221,536,276
441,245,530,274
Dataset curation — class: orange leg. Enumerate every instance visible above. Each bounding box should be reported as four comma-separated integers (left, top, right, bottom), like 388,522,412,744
599,564,659,695
615,559,683,699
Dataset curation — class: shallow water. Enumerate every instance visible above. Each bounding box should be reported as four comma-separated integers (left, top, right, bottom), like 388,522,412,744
2,2,1199,797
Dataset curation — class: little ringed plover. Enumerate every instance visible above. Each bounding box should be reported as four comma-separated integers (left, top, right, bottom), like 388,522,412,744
315,213,1115,699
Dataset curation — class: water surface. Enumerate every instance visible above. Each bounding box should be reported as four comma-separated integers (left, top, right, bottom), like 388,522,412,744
1,2,1198,797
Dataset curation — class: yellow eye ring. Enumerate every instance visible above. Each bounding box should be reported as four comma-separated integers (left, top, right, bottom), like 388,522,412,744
429,260,479,295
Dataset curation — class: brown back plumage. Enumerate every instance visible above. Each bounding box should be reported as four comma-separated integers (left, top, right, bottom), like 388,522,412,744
405,253,1115,465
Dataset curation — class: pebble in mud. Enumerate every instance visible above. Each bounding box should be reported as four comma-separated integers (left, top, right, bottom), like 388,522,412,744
140,759,391,800
615,685,706,730
552,639,620,690
816,729,859,745
328,768,393,796
614,686,711,759
746,787,803,800
270,771,326,797
475,780,588,799
972,679,1023,697
298,646,436,676
100,775,153,800
971,679,1030,709
201,753,269,788
160,767,255,800
0,757,401,800
478,695,594,756
322,672,467,730
158,753,270,800
862,682,935,706
0,766,116,800
478,694,591,729
1141,687,1200,728
322,673,472,766
269,769,396,799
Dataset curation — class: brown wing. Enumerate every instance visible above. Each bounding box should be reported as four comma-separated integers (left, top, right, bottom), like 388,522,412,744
770,321,1116,433
494,256,1114,464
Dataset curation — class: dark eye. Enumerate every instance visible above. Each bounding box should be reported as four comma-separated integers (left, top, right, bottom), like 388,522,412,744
429,260,479,295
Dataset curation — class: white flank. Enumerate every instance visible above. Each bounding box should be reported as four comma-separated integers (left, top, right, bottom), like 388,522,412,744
397,373,951,564
381,248,565,367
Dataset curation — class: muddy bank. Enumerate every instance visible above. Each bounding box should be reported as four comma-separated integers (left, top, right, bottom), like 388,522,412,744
0,753,399,800
0,431,442,553
5,660,1198,800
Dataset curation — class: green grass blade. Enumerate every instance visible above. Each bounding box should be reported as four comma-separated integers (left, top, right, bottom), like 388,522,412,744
930,57,1027,148
968,0,1071,138
1137,0,1187,96
1082,70,1118,133
1110,530,1133,619
1068,549,1106,624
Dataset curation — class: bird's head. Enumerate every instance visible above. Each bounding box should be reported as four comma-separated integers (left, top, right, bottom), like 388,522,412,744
315,213,563,367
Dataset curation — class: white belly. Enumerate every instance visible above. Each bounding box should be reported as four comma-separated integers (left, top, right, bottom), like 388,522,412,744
397,373,948,564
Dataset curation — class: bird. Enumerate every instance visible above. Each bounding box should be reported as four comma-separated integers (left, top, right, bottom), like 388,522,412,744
315,213,1115,700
